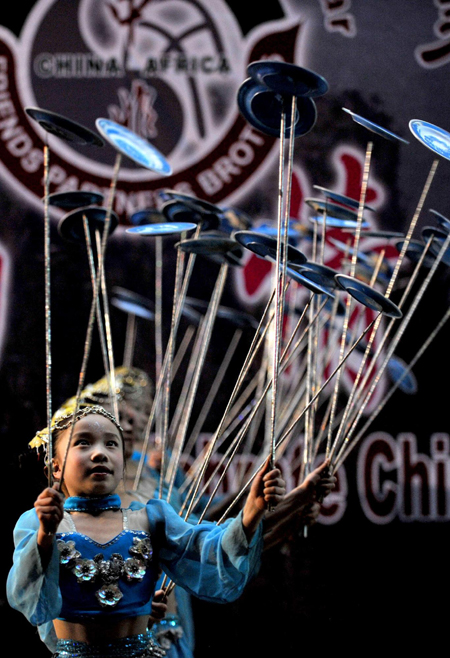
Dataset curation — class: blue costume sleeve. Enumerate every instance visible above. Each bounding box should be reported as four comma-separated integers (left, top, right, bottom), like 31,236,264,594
7,508,60,652
146,499,262,604
7,509,62,624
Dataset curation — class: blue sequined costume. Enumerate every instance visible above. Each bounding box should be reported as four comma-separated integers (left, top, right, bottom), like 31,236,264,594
7,498,262,656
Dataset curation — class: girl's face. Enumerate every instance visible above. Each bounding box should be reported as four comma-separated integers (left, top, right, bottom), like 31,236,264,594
53,414,124,497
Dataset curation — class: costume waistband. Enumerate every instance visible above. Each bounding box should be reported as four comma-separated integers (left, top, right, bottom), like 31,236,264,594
52,632,165,658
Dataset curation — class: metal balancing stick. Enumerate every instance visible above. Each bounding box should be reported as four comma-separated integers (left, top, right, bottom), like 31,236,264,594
83,218,114,410
43,145,53,486
332,229,450,470
133,223,200,492
330,238,431,460
328,158,439,463
95,230,119,422
213,315,378,527
335,304,450,470
165,261,229,503
325,141,373,461
268,94,297,472
187,296,337,520
59,152,122,489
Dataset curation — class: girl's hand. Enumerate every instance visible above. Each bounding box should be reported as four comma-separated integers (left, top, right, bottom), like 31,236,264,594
148,589,168,627
250,457,286,512
243,458,286,539
35,484,64,540
291,460,336,506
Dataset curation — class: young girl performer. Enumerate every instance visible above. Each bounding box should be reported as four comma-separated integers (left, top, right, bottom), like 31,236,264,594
7,405,285,658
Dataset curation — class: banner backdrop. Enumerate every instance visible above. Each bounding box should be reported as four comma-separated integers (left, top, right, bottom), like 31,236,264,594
2,1,450,655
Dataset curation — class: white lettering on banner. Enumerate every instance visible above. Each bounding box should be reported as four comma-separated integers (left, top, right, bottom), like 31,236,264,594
358,431,398,525
33,53,232,79
187,432,450,525
142,55,231,76
415,1,450,68
0,56,43,172
318,0,357,37
34,53,124,78
196,126,265,195
358,432,450,524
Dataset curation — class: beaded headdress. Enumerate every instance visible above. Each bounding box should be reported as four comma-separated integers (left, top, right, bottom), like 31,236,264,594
82,367,153,413
29,404,123,453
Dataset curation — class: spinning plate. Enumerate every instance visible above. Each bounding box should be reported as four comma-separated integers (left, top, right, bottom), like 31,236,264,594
234,230,307,265
96,118,172,174
335,274,402,318
46,190,104,209
395,239,435,268
161,199,219,231
286,266,335,297
126,222,197,236
309,215,370,229
176,236,240,256
160,190,221,215
26,107,104,146
247,60,328,98
305,198,361,221
387,355,418,395
428,209,450,234
295,262,340,290
409,119,450,160
313,185,375,211
238,78,317,138
58,206,119,243
343,108,409,144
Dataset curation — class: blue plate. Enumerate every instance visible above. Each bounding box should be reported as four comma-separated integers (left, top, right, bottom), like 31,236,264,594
422,225,448,242
161,199,219,231
305,198,361,221
429,209,450,233
395,239,435,268
96,118,172,174
126,222,196,236
26,107,104,146
58,205,119,243
313,186,375,212
286,266,335,298
309,215,370,229
335,274,402,318
343,108,409,144
294,262,340,290
237,77,317,138
409,120,450,160
46,190,105,209
247,60,328,98
176,236,240,256
234,230,307,265
387,356,418,395
422,231,450,266
111,297,155,321
160,189,221,215
256,221,300,239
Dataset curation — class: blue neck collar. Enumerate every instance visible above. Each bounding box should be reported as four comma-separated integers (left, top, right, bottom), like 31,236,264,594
64,494,122,513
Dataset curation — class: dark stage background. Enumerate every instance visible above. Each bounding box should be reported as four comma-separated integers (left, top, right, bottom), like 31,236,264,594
2,1,450,654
